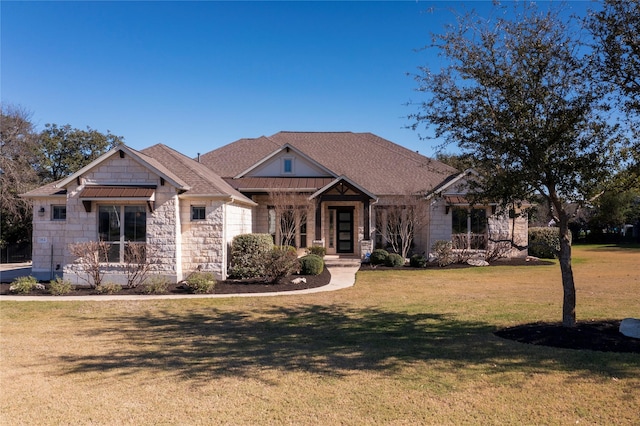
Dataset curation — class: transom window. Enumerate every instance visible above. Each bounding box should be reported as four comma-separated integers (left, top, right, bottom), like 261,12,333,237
98,205,146,262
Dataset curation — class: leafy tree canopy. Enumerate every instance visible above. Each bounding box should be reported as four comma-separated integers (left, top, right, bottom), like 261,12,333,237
0,105,39,245
408,2,631,327
37,123,124,183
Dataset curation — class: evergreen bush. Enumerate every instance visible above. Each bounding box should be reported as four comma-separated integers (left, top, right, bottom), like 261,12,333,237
409,254,427,268
528,227,570,259
141,276,170,294
229,233,274,278
299,254,324,275
49,278,73,295
185,272,216,293
306,246,326,257
9,276,38,294
370,249,389,265
385,253,405,267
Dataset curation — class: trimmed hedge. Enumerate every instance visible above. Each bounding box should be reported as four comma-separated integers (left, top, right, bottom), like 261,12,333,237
385,253,405,267
409,254,427,268
306,246,326,257
370,249,389,265
528,227,571,259
185,272,216,293
229,233,274,279
299,254,324,275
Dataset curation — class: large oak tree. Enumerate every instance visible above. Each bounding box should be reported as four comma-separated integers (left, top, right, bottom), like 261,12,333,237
409,2,627,327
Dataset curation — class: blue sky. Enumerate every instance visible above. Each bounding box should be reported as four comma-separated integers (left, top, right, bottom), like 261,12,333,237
2,1,592,159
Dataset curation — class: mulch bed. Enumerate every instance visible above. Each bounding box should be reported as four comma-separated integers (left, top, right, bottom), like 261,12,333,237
358,256,555,271
0,267,331,296
495,320,640,354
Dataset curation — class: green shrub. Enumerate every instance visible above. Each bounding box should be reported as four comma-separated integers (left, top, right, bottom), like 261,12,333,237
229,233,274,279
432,240,453,267
528,227,570,259
385,253,405,267
9,276,38,294
263,247,299,283
370,249,389,265
185,272,216,294
409,254,427,268
49,278,73,295
141,276,170,294
96,283,122,294
299,254,324,275
306,246,326,257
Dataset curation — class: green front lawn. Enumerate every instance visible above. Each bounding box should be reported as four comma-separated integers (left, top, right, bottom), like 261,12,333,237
1,245,638,424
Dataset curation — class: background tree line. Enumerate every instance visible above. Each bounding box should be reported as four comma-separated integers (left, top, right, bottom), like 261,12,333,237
0,104,122,255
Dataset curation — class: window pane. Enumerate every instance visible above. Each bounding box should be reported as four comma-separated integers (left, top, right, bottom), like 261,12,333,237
99,205,121,242
191,206,205,220
106,243,120,262
283,158,293,173
124,206,146,242
452,207,468,233
52,205,66,220
470,209,487,234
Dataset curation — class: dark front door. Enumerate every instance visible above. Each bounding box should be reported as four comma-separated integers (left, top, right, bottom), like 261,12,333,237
336,208,354,253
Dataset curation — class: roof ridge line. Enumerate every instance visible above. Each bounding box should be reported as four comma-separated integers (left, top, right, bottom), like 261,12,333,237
156,145,225,188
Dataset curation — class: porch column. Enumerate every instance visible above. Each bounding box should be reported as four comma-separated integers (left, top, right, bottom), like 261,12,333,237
363,198,370,239
315,198,322,240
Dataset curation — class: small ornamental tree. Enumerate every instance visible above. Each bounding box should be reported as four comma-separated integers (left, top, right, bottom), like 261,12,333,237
376,195,430,259
268,191,315,248
68,240,110,288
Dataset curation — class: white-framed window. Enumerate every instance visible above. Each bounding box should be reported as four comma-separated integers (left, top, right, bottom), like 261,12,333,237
51,205,67,221
191,205,206,220
98,205,146,262
282,157,294,174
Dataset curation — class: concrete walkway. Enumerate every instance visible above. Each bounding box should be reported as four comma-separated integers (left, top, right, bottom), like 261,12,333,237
0,264,360,302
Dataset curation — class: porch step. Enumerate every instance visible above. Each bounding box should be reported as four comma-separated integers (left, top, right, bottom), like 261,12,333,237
323,255,362,268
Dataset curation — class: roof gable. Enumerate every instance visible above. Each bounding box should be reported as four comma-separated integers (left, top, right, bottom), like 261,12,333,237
237,143,335,178
56,144,190,190
200,132,459,196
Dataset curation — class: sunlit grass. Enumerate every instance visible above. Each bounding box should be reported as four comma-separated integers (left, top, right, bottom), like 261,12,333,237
1,245,639,424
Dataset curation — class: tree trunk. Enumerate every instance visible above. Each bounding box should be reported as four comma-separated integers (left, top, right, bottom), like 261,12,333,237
557,214,576,328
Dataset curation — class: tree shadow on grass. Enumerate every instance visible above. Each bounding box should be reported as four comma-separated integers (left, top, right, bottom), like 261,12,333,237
58,304,639,383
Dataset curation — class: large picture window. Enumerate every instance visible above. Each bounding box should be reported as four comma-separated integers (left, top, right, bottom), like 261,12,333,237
98,205,146,262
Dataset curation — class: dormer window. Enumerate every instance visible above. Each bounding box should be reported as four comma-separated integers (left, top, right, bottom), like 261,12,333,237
282,157,294,174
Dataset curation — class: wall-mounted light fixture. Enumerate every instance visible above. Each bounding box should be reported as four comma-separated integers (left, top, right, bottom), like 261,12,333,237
38,207,45,217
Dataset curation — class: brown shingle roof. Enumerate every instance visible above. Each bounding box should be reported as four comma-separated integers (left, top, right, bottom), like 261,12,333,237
200,132,459,195
139,144,254,204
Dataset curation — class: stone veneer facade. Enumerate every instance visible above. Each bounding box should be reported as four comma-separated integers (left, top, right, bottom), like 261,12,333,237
30,153,252,284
